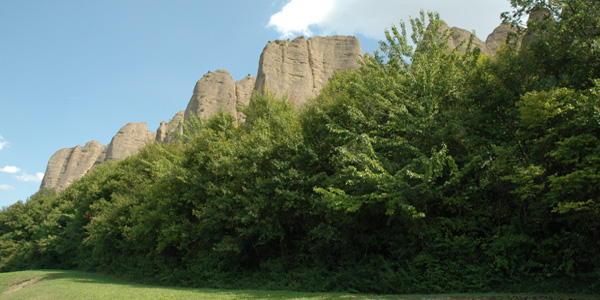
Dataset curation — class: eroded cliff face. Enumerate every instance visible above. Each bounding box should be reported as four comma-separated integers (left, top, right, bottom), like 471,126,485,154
41,25,520,192
104,123,155,162
485,23,520,56
179,70,259,133
254,36,362,107
40,141,106,191
156,111,184,143
40,123,154,192
439,21,490,54
184,69,240,124
235,75,256,122
435,21,521,56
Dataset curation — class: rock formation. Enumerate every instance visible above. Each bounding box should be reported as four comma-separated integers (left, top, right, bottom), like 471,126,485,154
439,21,490,54
184,69,240,124
434,21,522,56
41,25,520,192
40,140,106,191
155,121,169,143
485,23,519,56
235,75,256,122
104,122,155,162
41,123,154,191
156,111,184,143
522,7,553,47
254,36,362,106
181,36,361,124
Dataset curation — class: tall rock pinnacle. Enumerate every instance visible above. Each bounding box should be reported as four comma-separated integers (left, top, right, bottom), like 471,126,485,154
40,141,106,191
254,36,362,106
184,69,240,124
40,123,155,192
104,122,155,162
42,27,520,192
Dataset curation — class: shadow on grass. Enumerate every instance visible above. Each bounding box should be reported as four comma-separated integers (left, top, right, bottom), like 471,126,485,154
24,270,376,300
7,270,594,300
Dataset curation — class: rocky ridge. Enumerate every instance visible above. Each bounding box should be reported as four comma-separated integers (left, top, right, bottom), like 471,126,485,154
40,141,106,192
40,36,363,192
156,111,184,143
41,20,523,192
40,123,154,191
255,36,363,107
438,21,519,56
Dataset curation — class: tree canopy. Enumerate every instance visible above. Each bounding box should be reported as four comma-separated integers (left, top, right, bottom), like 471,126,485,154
1,0,599,294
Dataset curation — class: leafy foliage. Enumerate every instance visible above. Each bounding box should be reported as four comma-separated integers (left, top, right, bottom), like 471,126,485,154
1,1,599,294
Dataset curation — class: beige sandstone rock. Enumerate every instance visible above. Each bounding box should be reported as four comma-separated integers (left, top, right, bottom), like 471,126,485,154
45,30,525,192
235,75,256,122
40,140,106,191
156,111,185,143
184,69,239,123
93,147,107,168
485,23,512,55
254,36,362,106
40,123,155,191
523,7,553,47
39,36,363,191
432,20,525,56
104,122,155,162
39,36,362,191
156,121,169,143
485,23,521,56
308,36,363,93
436,21,490,54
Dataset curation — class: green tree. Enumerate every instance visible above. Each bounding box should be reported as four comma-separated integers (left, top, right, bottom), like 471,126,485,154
504,0,600,89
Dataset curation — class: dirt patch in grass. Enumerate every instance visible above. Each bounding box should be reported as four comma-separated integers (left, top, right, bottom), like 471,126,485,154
2,276,43,295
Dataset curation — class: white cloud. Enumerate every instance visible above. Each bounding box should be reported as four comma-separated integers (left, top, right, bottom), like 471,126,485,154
0,184,15,190
0,135,8,151
0,166,21,174
268,0,335,37
268,0,513,40
16,172,44,183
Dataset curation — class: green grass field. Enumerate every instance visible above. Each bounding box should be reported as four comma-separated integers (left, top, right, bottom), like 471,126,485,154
0,270,594,300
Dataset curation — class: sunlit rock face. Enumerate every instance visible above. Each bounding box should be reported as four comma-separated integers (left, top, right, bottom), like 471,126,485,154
41,141,105,192
183,69,239,124
156,111,184,143
431,20,523,56
38,35,375,192
44,27,526,192
485,23,520,56
41,123,154,192
254,36,362,107
103,122,155,162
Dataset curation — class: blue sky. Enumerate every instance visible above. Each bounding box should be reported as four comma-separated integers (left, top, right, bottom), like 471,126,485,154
0,0,513,208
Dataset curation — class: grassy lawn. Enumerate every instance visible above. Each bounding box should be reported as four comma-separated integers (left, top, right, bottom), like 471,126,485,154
0,270,594,300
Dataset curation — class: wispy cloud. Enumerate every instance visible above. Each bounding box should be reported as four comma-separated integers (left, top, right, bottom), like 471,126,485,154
0,166,21,174
16,172,44,183
268,0,513,40
0,135,8,151
0,184,15,190
1,165,45,183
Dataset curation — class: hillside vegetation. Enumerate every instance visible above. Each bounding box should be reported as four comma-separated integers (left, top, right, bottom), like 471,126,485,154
1,0,599,294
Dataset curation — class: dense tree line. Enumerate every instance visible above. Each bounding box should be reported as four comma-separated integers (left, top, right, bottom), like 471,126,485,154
1,0,598,293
